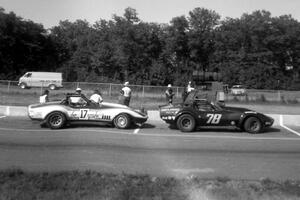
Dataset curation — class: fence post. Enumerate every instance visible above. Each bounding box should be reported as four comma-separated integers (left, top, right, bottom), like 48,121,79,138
109,83,112,97
7,81,10,92
176,87,179,98
40,82,43,94
142,85,145,98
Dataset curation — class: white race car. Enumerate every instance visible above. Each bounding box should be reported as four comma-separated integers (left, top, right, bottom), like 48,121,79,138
28,93,148,129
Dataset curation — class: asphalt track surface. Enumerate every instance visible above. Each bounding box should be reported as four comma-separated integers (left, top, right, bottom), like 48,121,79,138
0,115,300,180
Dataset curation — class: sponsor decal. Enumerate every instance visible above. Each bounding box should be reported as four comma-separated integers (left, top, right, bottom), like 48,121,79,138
101,115,111,120
162,116,175,120
70,109,111,121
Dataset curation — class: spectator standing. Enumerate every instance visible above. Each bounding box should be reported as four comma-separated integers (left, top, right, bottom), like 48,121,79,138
90,89,103,104
182,81,194,102
165,84,174,104
39,89,49,103
187,81,194,93
121,81,132,106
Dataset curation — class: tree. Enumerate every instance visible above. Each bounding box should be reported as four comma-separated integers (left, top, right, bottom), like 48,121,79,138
163,16,190,85
188,8,220,73
0,8,61,80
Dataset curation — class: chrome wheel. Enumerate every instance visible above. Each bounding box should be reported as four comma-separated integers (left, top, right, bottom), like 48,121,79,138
47,112,66,129
114,114,131,129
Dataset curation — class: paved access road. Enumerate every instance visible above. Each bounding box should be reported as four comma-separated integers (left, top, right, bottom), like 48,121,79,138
0,116,299,180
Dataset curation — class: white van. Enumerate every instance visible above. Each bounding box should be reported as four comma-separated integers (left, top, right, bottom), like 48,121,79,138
18,72,63,90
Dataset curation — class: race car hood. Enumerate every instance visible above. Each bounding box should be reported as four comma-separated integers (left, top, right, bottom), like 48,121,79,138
159,104,183,117
223,106,253,113
159,103,183,109
101,102,129,109
159,103,184,113
29,101,62,109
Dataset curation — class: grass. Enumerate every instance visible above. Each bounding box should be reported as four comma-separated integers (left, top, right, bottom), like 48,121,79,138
0,169,299,200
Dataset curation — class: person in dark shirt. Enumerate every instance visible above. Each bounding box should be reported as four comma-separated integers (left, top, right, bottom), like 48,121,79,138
165,84,174,104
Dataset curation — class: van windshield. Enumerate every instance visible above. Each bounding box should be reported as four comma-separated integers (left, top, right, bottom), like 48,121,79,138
24,73,32,78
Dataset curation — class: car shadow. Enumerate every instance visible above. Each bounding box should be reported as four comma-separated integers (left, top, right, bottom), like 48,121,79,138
52,122,156,130
264,127,281,133
193,127,282,134
131,123,155,129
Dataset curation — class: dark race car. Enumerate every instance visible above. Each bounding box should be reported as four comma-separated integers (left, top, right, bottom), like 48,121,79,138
159,90,274,133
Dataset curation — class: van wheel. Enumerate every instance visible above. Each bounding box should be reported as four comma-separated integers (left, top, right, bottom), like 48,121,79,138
46,112,66,129
20,82,27,89
49,84,56,90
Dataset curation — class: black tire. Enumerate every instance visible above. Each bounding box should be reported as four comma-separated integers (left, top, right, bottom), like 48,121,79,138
49,84,56,90
176,114,196,132
46,112,66,129
114,114,131,129
243,117,262,134
20,82,27,89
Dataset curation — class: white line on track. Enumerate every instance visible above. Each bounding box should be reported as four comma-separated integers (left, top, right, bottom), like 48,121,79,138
133,128,140,134
279,115,300,137
0,127,300,141
0,116,6,119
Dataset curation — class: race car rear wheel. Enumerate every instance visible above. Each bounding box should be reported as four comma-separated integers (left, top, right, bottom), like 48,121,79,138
243,117,262,134
114,114,131,129
177,114,195,132
46,112,66,129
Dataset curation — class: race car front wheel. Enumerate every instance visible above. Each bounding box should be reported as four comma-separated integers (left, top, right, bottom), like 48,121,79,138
243,117,262,134
177,114,196,132
114,114,131,129
46,112,66,129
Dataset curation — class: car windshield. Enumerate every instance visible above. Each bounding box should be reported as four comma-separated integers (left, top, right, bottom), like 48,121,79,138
184,90,215,104
211,102,222,111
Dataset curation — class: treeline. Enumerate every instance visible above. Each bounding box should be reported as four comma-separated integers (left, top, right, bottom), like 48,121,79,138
0,7,300,89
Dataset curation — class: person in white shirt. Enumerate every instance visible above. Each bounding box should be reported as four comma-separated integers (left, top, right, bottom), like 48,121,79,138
90,89,103,104
70,87,83,104
69,88,88,107
39,90,49,103
187,81,195,93
120,81,132,106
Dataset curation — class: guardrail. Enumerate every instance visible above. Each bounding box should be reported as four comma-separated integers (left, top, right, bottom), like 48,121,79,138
0,80,299,106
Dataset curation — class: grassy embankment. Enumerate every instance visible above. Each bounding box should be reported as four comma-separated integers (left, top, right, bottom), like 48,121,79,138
1,169,300,200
